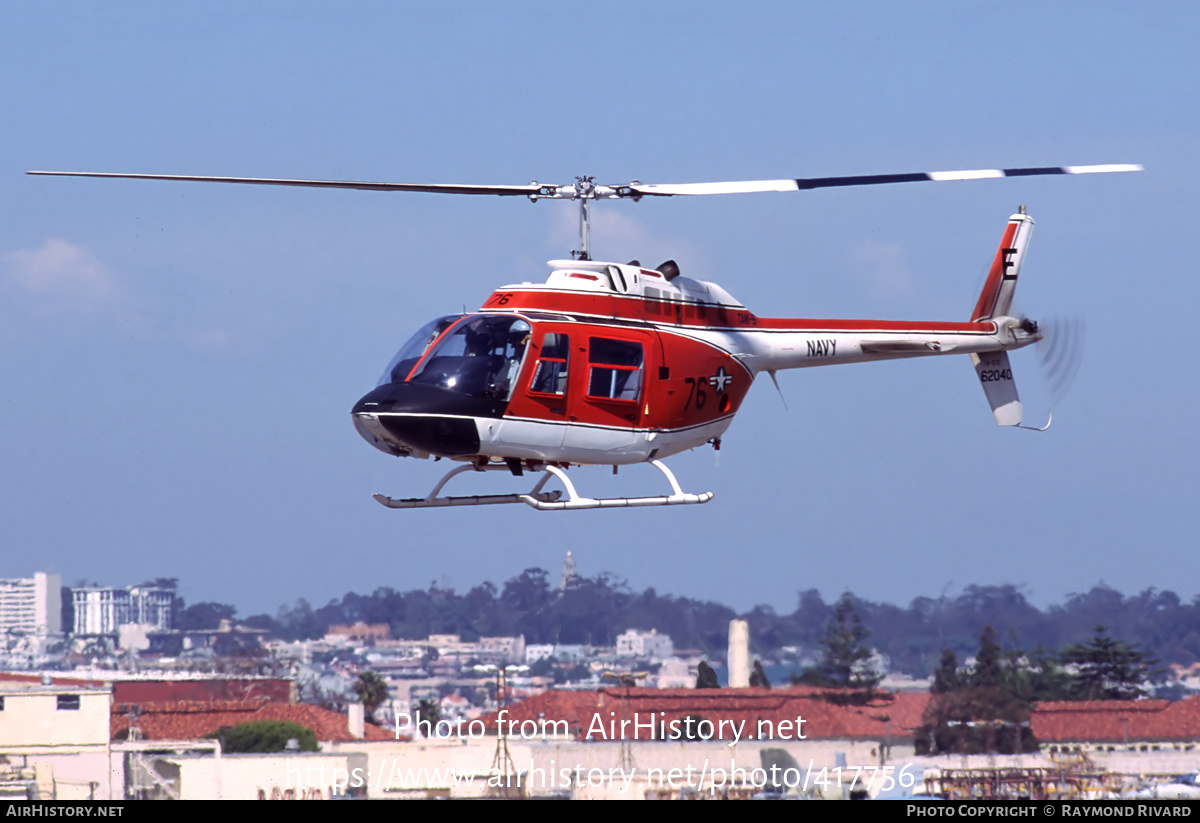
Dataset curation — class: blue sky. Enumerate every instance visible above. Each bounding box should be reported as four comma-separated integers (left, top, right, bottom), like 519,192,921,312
1,2,1194,619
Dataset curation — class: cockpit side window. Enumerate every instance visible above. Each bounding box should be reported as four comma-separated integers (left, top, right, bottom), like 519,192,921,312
377,314,462,387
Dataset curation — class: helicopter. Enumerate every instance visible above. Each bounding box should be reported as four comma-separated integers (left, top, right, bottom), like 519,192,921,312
29,164,1140,510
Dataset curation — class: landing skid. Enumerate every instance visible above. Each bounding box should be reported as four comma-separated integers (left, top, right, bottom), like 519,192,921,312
373,460,714,511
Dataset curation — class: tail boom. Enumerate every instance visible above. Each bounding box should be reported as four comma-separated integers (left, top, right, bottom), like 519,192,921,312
737,320,1025,374
731,209,1045,429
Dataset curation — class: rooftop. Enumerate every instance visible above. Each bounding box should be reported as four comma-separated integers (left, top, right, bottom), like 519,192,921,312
480,689,1200,746
481,686,930,742
1031,697,1200,743
110,698,394,743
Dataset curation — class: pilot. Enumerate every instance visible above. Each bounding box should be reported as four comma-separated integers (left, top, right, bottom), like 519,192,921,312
463,322,494,357
500,319,532,393
508,319,531,358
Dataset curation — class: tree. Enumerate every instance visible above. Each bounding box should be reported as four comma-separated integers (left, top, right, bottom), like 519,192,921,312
750,659,771,688
695,660,720,688
274,598,324,640
916,626,1041,755
815,593,880,692
931,648,961,694
353,671,390,721
528,655,557,678
1009,645,1075,703
500,567,551,612
971,625,1004,688
1061,626,1158,700
209,720,318,753
916,686,1038,755
417,698,440,730
175,601,237,631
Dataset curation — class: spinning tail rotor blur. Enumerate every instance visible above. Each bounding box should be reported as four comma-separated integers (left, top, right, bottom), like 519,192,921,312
1037,316,1086,407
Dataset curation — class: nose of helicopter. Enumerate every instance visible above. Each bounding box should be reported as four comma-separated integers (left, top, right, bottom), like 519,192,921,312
351,382,499,457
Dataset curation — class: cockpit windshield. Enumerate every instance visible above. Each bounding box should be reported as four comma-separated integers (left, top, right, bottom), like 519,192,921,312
405,314,532,400
377,315,463,387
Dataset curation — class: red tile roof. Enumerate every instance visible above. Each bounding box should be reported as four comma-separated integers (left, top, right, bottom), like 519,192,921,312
110,699,393,743
483,689,1200,746
1032,696,1200,743
480,687,930,742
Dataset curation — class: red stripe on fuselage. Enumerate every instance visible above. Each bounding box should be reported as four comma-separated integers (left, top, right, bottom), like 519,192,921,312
482,288,996,335
752,317,994,333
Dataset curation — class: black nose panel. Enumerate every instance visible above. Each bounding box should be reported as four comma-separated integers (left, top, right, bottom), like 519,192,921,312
380,415,480,456
352,382,502,456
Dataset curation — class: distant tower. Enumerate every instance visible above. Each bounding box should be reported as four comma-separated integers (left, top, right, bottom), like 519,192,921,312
559,551,579,592
728,619,750,688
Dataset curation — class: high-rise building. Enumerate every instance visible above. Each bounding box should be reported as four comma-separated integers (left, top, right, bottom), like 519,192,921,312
72,584,174,636
0,572,62,635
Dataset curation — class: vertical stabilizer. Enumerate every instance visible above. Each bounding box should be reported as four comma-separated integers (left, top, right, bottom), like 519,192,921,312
971,211,1035,321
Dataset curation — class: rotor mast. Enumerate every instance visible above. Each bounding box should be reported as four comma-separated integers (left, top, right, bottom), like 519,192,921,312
527,176,624,261
527,175,633,261
573,177,595,260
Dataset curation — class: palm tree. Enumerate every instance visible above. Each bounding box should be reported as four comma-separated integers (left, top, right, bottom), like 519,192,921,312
353,671,390,721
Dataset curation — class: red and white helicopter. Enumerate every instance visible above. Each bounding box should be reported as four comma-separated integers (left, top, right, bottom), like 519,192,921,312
30,164,1140,510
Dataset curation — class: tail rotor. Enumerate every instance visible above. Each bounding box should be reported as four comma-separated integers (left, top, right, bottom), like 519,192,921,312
1037,316,1086,406
969,212,1084,432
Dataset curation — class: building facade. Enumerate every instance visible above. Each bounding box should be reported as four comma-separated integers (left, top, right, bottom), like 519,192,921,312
0,678,113,800
0,572,62,636
72,585,173,636
615,628,674,659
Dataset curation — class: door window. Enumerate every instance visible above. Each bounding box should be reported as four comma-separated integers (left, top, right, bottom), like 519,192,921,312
529,333,570,396
587,338,643,402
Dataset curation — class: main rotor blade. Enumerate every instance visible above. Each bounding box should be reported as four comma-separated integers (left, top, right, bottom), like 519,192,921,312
29,163,1142,201
627,164,1143,197
26,171,545,197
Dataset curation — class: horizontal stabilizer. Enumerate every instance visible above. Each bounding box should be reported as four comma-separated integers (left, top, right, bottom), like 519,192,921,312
972,351,1023,426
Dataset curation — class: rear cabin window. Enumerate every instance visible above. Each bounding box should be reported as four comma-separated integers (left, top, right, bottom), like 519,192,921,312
529,333,570,396
587,338,643,402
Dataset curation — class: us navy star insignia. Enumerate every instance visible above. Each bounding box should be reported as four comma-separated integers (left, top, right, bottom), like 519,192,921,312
709,366,732,393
